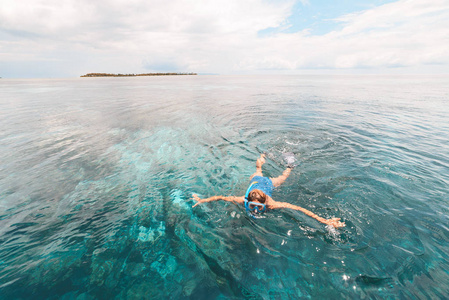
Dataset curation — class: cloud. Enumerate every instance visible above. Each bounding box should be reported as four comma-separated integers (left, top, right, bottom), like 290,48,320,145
0,0,448,77
0,0,294,75
0,0,293,42
142,57,187,72
234,0,449,72
297,0,310,6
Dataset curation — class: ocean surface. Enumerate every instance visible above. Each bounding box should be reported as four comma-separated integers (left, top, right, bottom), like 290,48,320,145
1,75,449,299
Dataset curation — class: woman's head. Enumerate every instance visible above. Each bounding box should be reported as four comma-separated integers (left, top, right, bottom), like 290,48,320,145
247,189,267,203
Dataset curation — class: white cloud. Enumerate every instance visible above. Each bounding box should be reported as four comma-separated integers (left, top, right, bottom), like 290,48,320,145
235,0,449,72
325,0,449,69
0,0,448,77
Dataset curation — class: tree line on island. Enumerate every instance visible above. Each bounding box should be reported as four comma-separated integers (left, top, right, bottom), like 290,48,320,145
81,72,197,77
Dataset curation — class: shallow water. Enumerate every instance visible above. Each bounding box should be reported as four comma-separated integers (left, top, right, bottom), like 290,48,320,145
1,75,449,299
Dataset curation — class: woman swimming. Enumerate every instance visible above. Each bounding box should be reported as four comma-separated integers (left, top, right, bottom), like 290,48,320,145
192,153,345,228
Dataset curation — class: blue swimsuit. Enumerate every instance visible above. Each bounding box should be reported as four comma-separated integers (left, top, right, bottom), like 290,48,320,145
247,176,274,197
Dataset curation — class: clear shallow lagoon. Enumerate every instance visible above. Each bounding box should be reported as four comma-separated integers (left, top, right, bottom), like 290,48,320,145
1,75,449,299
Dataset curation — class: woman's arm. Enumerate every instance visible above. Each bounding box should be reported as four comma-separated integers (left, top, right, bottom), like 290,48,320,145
270,201,345,228
192,194,245,208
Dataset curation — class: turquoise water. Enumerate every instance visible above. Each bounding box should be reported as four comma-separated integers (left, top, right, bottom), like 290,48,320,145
1,75,449,299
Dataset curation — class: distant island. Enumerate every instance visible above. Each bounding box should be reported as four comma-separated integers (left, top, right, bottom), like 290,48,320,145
81,72,197,77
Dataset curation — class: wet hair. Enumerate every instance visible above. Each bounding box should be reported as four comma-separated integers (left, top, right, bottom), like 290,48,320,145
247,189,267,203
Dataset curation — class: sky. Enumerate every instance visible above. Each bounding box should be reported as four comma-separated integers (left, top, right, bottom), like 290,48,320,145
1,0,448,78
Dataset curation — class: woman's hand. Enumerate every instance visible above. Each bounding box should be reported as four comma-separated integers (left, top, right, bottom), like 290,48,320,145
324,218,346,228
192,194,204,207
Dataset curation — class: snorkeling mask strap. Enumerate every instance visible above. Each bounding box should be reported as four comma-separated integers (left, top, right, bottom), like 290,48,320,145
244,181,258,210
245,181,257,200
244,181,261,218
244,181,267,212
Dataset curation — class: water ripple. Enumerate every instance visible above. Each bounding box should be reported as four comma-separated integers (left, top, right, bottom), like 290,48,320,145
1,76,449,298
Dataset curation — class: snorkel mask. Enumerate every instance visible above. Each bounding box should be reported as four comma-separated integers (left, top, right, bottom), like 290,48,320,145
244,182,267,218
245,200,266,214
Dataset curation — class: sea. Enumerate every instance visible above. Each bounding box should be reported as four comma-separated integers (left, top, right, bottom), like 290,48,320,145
1,75,448,299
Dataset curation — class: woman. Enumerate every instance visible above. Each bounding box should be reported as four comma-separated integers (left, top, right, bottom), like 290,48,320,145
192,154,345,228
